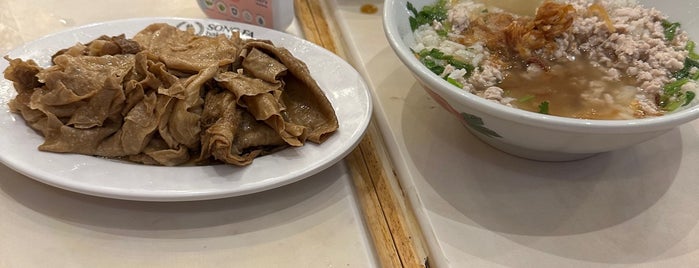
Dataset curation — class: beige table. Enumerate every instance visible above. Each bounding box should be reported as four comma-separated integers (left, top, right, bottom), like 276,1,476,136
6,0,699,267
0,1,379,267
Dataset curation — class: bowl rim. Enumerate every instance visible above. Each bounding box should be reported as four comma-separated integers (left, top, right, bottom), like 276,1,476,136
382,0,699,134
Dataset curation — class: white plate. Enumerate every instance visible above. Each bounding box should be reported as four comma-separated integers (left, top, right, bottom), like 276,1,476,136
0,18,372,201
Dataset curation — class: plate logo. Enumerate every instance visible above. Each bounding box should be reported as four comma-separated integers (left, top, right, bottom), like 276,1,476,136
176,20,254,38
176,21,205,35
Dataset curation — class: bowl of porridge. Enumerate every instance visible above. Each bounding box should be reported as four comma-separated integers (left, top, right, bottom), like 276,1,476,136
384,0,699,161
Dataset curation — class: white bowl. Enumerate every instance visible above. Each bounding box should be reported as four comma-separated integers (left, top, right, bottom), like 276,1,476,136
383,0,699,161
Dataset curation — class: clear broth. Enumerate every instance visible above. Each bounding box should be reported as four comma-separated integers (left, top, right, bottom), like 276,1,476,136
475,0,543,15
500,59,639,119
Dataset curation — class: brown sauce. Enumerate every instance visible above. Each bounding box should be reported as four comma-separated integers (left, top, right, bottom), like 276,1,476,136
360,4,378,14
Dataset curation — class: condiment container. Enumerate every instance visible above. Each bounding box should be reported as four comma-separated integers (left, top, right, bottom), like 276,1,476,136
197,0,294,31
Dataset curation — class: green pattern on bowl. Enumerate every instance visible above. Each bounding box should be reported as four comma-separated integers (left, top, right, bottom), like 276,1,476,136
461,112,501,138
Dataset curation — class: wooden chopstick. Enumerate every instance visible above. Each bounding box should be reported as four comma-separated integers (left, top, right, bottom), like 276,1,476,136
294,1,429,267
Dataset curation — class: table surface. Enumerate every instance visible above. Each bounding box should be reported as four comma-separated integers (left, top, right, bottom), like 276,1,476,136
4,0,699,267
0,1,378,267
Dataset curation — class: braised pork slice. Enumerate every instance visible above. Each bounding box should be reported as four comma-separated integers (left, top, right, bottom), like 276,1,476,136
3,23,338,167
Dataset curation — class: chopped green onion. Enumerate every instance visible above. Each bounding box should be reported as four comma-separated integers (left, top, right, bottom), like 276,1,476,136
672,57,699,80
687,41,699,60
662,38,699,111
517,95,535,102
417,48,475,77
665,78,689,96
407,1,448,31
684,91,696,106
447,77,463,88
420,57,445,75
660,78,695,111
419,48,447,59
448,59,475,73
664,97,686,112
442,21,453,34
538,101,550,114
662,20,681,41
407,2,420,31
